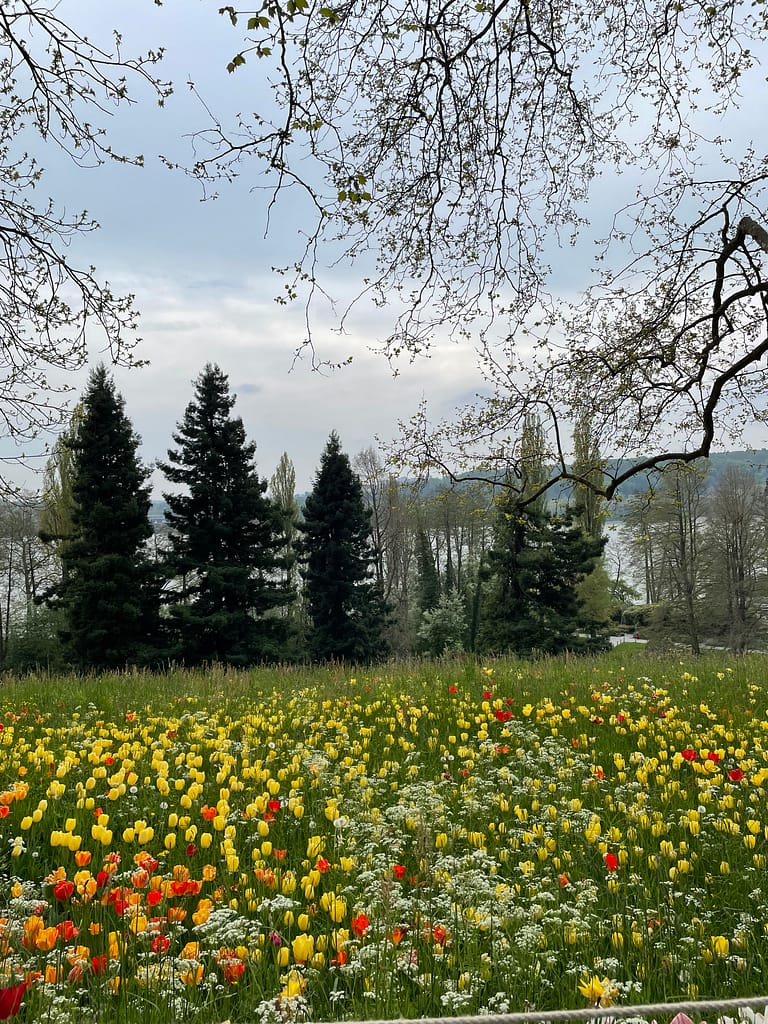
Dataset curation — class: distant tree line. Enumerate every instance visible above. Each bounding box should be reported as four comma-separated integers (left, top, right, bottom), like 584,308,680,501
617,462,768,654
0,366,616,672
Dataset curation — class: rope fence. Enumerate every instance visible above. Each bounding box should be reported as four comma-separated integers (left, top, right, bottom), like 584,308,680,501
313,995,768,1024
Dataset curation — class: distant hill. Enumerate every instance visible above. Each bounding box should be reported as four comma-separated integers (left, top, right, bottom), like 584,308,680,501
604,449,768,500
388,449,768,504
151,449,768,523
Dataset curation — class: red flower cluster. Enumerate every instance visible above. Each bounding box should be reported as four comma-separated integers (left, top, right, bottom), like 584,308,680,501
170,879,201,897
151,934,171,955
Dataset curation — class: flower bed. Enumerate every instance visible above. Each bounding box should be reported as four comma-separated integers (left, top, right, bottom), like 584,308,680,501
0,660,765,1022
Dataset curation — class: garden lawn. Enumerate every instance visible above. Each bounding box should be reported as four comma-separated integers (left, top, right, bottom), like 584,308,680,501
0,653,766,1023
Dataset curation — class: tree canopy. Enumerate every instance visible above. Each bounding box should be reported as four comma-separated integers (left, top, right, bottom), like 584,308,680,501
160,364,292,665
300,432,388,661
52,366,159,670
4,3,768,500
187,0,768,498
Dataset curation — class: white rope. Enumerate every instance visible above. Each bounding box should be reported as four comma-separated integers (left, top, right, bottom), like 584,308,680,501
313,995,768,1024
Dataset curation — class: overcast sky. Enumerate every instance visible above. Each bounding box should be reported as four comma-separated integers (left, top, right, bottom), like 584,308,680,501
11,1,768,495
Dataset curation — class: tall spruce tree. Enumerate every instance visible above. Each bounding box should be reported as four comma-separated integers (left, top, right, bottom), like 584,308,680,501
300,432,387,662
54,366,159,669
160,364,291,665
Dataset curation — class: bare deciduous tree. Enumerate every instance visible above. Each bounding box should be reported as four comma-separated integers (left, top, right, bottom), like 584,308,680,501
189,1,768,497
0,3,170,479
704,465,766,653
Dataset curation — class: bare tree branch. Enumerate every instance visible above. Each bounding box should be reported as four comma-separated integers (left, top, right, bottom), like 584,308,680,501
0,3,171,474
186,1,768,495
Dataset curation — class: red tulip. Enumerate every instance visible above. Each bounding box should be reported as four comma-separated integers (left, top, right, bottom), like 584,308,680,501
0,981,27,1020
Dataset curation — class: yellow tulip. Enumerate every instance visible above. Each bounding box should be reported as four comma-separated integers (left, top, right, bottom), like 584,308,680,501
291,932,314,963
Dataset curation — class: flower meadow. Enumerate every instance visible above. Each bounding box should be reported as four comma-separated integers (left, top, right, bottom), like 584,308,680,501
0,654,768,1024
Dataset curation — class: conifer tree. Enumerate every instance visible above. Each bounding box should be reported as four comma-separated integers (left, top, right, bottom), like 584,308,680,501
478,414,606,655
414,527,439,616
160,364,291,665
477,499,605,655
300,432,387,662
54,366,159,669
414,526,441,654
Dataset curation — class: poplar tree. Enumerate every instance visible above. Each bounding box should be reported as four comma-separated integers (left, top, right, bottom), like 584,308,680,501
39,404,84,559
571,412,612,631
300,432,387,662
55,366,159,669
269,452,301,598
160,364,291,665
572,413,607,542
269,452,305,659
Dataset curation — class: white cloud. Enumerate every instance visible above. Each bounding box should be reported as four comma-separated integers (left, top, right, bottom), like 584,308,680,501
97,270,482,494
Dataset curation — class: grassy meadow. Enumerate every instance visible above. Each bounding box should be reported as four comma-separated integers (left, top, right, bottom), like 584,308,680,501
0,650,767,1023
